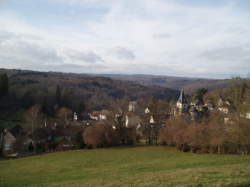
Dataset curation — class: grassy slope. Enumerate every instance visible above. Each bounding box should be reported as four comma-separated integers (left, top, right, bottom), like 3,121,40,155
1,146,250,187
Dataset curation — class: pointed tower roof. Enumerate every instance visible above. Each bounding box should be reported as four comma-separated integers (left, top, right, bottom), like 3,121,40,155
177,89,187,104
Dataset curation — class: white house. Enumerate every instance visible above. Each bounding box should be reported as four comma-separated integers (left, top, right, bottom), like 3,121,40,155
246,112,250,119
128,101,137,112
74,112,78,121
89,112,99,121
99,114,107,120
88,110,110,121
217,98,232,114
149,115,155,124
218,107,229,114
145,107,150,114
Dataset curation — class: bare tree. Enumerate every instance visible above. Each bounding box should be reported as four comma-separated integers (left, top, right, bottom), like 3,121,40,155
83,124,118,148
57,107,73,126
25,104,42,137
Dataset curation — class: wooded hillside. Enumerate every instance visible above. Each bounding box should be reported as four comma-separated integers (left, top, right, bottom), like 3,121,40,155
0,69,178,128
102,74,229,93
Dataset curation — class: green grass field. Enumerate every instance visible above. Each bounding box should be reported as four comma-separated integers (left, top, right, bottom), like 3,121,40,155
1,146,250,187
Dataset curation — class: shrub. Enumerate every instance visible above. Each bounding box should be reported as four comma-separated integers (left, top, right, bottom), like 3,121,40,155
83,124,119,148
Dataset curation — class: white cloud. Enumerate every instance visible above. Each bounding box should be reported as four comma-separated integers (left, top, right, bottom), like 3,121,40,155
153,33,172,39
63,49,104,64
109,47,135,61
0,0,249,78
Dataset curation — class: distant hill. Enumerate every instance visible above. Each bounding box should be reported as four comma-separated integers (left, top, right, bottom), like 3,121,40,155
0,69,179,112
100,74,230,94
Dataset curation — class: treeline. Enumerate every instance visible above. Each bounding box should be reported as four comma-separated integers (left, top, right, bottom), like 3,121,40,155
0,69,178,128
104,74,229,94
160,116,250,154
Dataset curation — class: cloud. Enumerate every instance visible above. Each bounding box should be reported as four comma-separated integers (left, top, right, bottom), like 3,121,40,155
64,50,104,64
109,47,136,61
53,0,101,4
0,30,105,71
200,46,250,62
153,33,172,39
0,31,62,68
0,31,17,43
0,0,249,78
50,0,111,9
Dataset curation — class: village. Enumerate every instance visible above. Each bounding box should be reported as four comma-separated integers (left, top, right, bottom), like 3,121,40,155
1,88,250,158
1,0,250,185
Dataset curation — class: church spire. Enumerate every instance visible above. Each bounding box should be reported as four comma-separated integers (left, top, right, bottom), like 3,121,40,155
176,89,189,115
177,89,187,104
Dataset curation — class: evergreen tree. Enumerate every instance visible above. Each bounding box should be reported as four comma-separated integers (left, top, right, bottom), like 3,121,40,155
0,128,4,157
56,85,61,107
194,88,208,100
0,74,9,98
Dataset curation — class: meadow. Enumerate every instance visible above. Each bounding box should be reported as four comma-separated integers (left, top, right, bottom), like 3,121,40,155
1,146,250,187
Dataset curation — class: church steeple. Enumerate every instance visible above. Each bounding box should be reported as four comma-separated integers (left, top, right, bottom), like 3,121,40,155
176,89,189,114
177,89,187,104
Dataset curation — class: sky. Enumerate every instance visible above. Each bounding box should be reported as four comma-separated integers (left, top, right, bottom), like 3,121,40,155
0,0,250,78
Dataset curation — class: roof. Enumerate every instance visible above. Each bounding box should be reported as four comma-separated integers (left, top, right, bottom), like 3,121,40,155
100,109,111,116
189,106,198,113
129,101,137,105
177,89,188,104
9,125,24,138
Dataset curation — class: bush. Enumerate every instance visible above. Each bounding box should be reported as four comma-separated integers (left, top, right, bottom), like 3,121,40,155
83,124,119,148
160,115,250,155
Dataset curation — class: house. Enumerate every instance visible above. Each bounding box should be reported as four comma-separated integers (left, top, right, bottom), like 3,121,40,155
125,113,141,128
240,112,250,120
149,115,155,124
246,112,250,119
1,125,25,157
219,107,229,114
189,106,199,121
99,110,110,120
88,110,111,121
145,107,150,114
2,129,17,157
128,101,137,112
89,111,99,120
74,112,78,121
205,101,215,111
217,98,233,114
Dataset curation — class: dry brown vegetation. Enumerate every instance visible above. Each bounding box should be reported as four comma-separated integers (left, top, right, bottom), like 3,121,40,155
160,115,250,154
83,124,119,148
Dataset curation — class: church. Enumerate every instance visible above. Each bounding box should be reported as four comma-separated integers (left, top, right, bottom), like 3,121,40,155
174,89,208,120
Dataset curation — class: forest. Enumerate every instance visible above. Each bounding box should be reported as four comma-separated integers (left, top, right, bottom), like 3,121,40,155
0,69,178,129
